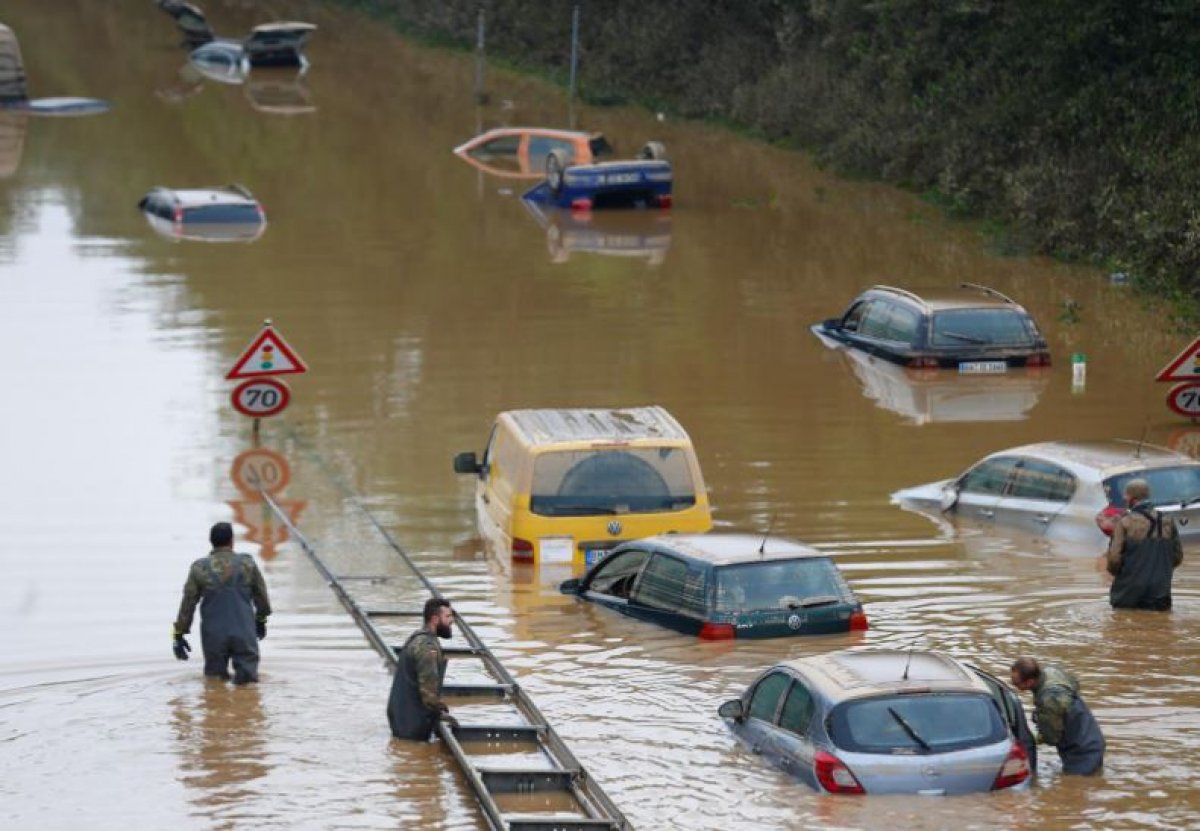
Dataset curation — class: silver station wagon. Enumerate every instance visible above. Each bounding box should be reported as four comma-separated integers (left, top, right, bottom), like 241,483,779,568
718,650,1035,795
893,440,1200,546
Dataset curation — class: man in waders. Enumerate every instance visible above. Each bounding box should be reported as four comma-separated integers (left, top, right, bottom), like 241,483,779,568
1010,657,1105,775
172,522,272,684
388,597,457,740
1106,478,1183,610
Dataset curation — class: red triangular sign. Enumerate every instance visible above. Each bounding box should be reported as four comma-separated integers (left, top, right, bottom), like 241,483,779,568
1156,336,1200,382
226,325,308,380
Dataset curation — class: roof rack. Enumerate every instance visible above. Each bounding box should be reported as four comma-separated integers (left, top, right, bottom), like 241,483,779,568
869,285,928,307
226,182,254,199
959,282,1016,304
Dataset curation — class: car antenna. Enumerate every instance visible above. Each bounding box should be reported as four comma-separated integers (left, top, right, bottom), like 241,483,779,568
758,515,776,556
1135,420,1150,459
902,637,919,680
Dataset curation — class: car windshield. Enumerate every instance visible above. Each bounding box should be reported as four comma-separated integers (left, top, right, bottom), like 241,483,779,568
930,309,1036,347
182,203,262,223
828,693,1006,755
1104,465,1200,508
714,558,846,613
529,447,697,516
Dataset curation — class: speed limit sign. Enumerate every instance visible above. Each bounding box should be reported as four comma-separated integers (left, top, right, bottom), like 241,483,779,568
1167,382,1200,419
231,377,291,418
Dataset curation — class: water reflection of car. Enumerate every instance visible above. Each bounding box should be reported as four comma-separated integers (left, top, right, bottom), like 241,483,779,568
138,185,266,243
453,127,613,179
523,142,672,210
244,71,315,115
559,533,867,639
0,111,25,177
812,283,1051,371
717,650,1034,795
814,330,1049,424
522,199,671,264
893,440,1200,546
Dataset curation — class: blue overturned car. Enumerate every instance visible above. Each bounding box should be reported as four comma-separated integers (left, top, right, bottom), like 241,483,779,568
523,141,673,210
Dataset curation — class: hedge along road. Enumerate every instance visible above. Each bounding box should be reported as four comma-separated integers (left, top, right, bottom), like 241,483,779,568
1,0,1198,829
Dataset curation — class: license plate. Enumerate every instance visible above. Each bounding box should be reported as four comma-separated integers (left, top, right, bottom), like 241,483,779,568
601,172,640,184
958,360,1008,374
585,548,610,567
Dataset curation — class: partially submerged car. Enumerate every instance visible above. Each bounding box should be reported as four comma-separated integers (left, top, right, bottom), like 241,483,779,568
893,440,1200,546
0,24,110,116
454,407,712,565
718,650,1034,795
523,141,673,210
138,185,266,243
812,284,1050,371
560,533,868,639
452,127,613,179
157,1,316,69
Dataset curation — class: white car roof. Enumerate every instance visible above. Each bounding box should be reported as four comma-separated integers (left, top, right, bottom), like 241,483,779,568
151,186,258,208
503,406,690,447
779,649,989,702
984,439,1198,479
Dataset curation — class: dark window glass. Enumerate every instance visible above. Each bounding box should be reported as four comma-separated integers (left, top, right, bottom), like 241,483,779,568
778,682,815,736
1008,460,1075,501
858,301,894,339
586,549,650,598
828,693,1006,754
714,558,848,613
884,305,920,343
182,203,262,224
748,672,790,723
841,301,869,332
528,136,577,169
530,448,697,517
930,309,1036,347
588,135,613,158
469,135,520,159
1105,466,1200,508
631,554,705,615
959,457,1020,495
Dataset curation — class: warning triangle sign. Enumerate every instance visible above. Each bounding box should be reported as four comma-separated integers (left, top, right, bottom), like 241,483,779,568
1156,336,1200,382
226,325,308,380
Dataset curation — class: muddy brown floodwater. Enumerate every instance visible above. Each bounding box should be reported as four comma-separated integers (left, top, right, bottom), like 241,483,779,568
2,1,1199,829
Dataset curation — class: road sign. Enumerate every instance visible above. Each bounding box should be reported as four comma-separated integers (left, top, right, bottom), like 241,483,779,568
230,447,291,496
231,378,290,418
1156,336,1200,382
1166,382,1200,418
226,323,308,380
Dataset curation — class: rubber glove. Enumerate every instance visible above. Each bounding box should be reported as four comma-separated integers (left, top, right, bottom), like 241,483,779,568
173,631,191,661
255,618,267,640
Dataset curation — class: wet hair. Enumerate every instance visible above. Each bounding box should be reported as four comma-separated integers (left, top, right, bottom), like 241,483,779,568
423,597,451,623
209,522,234,548
1123,478,1151,504
1010,657,1041,683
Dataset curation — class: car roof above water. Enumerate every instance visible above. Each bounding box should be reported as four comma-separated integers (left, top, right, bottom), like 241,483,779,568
779,649,986,702
635,533,825,566
503,406,691,448
991,439,1196,476
866,284,1026,312
146,185,258,208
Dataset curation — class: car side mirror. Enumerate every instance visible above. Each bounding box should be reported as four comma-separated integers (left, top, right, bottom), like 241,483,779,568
939,484,960,512
822,317,839,330
453,451,482,475
718,699,744,722
559,578,581,594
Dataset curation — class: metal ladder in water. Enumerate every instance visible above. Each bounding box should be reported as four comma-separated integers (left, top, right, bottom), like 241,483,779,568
260,490,632,831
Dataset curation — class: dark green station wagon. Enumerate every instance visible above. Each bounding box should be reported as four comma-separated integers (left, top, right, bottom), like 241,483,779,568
559,533,868,639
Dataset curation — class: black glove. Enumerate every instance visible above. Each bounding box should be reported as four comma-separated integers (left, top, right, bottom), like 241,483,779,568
173,632,191,661
440,712,459,731
255,619,267,640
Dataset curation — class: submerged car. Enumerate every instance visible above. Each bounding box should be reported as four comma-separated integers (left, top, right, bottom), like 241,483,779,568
138,185,266,242
893,440,1200,546
718,650,1034,795
157,1,316,68
523,141,672,210
559,533,868,639
812,283,1050,371
453,127,613,179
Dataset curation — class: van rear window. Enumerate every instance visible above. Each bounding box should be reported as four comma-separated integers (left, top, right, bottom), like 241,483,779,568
828,693,1006,755
714,558,847,613
529,447,697,517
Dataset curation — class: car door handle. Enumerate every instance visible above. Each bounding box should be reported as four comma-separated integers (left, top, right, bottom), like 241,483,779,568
1035,514,1052,523
751,743,763,755
779,757,792,770
979,509,995,518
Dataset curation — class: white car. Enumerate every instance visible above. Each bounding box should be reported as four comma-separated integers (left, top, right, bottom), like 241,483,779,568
892,440,1200,546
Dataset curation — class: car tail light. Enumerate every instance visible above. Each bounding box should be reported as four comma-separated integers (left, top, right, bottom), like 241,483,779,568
849,610,869,631
657,194,673,209
698,622,735,640
570,197,593,212
1095,504,1123,537
908,356,940,369
257,202,267,221
512,537,534,561
173,206,184,223
1026,352,1052,367
991,740,1030,790
814,751,865,794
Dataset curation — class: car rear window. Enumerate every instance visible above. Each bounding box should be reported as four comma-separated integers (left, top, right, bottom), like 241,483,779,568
629,554,706,615
930,309,1037,347
589,135,613,158
828,693,1006,755
182,203,262,224
529,448,698,517
714,558,848,613
1105,465,1200,508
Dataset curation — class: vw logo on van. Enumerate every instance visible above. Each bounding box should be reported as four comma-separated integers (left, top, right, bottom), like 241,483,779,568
787,614,804,630
607,520,623,535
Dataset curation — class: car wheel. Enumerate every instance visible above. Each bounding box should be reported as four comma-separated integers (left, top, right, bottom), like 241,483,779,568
546,148,568,197
639,141,667,161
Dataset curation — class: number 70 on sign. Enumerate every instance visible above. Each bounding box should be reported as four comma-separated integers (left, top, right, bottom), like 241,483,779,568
1167,382,1200,419
231,378,291,418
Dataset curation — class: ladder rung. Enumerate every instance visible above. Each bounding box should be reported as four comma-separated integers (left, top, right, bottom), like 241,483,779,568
506,819,618,831
442,682,513,697
452,723,544,742
335,575,395,581
363,609,424,617
477,767,578,793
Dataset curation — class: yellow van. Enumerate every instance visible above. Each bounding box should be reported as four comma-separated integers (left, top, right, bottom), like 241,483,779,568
453,406,712,566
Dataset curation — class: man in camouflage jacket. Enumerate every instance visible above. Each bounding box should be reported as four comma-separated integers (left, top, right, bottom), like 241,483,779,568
173,522,272,683
1011,657,1105,775
1106,478,1183,610
388,597,457,740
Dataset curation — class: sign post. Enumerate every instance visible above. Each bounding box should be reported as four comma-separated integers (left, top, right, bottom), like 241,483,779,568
225,319,308,435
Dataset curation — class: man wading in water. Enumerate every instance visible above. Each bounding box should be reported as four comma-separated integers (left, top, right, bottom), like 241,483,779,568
172,522,272,684
388,597,458,740
1106,478,1184,610
1010,657,1105,776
